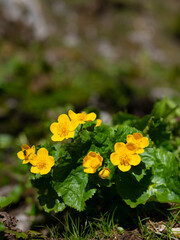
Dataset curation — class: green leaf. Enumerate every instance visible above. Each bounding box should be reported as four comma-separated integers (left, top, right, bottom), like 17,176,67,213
113,125,139,143
53,141,86,183
115,169,152,208
0,222,6,231
116,148,180,208
82,121,96,130
151,97,168,118
0,185,23,209
147,117,172,149
93,125,111,145
151,149,180,203
150,97,179,119
53,166,96,211
31,175,65,213
113,111,138,125
131,148,156,181
79,129,93,144
6,230,28,239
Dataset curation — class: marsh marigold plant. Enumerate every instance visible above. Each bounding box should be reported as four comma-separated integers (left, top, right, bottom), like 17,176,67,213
17,144,35,164
68,110,96,125
30,148,55,175
50,114,78,141
110,142,141,172
99,167,111,179
126,133,149,154
17,100,180,213
83,151,103,173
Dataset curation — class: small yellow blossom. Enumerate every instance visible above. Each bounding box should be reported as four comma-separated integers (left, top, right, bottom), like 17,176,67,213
50,114,78,141
30,148,55,175
126,133,149,154
17,144,36,164
99,167,110,179
110,142,141,172
83,151,103,173
96,119,102,127
68,110,96,125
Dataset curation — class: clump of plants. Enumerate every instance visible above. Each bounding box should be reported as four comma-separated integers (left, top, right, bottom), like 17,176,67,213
17,98,180,213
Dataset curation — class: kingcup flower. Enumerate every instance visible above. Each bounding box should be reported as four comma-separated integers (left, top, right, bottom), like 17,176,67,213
30,148,55,175
17,144,35,164
126,133,149,153
99,167,111,179
68,110,96,125
83,151,103,173
110,142,141,172
50,114,78,141
96,119,102,127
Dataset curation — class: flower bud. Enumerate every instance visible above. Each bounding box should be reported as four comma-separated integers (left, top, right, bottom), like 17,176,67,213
99,167,110,179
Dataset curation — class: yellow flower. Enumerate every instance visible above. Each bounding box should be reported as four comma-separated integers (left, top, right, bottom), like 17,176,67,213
50,114,78,141
17,144,36,164
83,151,103,173
99,167,110,179
96,119,102,127
110,142,141,172
68,110,96,125
30,148,55,175
126,133,149,154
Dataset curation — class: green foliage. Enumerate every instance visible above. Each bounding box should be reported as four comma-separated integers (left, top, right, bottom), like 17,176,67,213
116,148,180,208
0,185,24,209
5,230,28,239
24,99,180,213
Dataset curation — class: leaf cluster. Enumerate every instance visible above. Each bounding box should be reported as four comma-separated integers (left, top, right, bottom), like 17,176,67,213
31,98,180,212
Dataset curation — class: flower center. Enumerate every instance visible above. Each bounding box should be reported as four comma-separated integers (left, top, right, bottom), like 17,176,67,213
120,154,130,166
57,123,69,137
37,162,46,170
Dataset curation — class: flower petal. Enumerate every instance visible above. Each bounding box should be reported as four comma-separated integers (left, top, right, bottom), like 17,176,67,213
99,167,110,179
48,156,55,166
50,122,58,134
66,131,75,139
22,159,29,164
126,135,135,143
96,119,102,127
68,110,76,120
17,151,25,160
37,148,48,157
21,144,30,150
91,158,102,168
69,121,79,131
40,167,52,175
118,164,131,172
30,166,40,174
140,137,149,148
51,134,64,142
30,145,35,154
97,154,103,163
29,156,38,165
133,133,143,140
126,143,137,152
58,114,70,123
129,154,141,166
136,148,144,154
114,142,126,152
110,153,120,165
83,157,91,168
84,167,96,173
86,112,96,121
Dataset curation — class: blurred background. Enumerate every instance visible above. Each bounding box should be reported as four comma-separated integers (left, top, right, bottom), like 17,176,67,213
0,0,180,231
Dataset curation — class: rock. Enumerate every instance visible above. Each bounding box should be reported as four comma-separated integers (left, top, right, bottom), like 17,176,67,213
0,0,53,41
